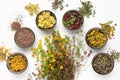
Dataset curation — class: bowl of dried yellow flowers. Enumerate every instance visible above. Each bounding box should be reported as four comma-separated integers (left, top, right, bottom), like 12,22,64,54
85,27,108,49
92,53,114,75
6,52,28,74
36,10,57,30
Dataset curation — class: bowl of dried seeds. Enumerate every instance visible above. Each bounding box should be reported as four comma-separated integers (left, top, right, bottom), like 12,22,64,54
92,53,114,75
62,10,84,30
36,10,57,30
85,27,108,49
6,52,28,74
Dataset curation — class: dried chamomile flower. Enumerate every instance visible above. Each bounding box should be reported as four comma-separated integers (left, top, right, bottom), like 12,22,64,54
25,3,40,16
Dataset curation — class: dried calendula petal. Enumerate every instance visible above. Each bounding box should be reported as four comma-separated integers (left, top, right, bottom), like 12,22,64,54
87,29,107,48
100,21,116,39
25,3,40,16
8,53,28,72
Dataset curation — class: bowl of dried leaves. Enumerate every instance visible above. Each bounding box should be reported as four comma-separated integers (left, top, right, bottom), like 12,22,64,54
85,27,108,49
36,10,57,30
92,53,114,75
6,52,28,74
62,10,84,30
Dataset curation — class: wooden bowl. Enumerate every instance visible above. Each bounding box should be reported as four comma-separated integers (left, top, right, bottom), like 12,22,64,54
7,52,28,74
85,27,108,49
92,53,114,75
62,10,84,30
14,27,35,48
36,10,57,30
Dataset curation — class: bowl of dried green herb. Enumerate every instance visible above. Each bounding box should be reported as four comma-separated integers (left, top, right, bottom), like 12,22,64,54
92,53,114,75
62,10,84,30
6,52,28,74
85,27,108,49
36,10,57,30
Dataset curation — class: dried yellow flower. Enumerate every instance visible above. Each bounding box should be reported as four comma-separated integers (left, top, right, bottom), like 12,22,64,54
0,46,11,62
60,65,63,70
37,11,56,29
100,21,116,39
87,29,107,48
25,3,40,16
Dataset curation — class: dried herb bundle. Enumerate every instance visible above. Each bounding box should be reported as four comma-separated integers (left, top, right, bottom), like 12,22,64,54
29,30,90,80
79,0,96,18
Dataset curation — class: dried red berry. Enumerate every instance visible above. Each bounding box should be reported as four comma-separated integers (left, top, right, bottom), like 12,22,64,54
70,24,79,30
63,13,70,21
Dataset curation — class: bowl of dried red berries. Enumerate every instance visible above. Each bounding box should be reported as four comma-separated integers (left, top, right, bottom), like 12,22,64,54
62,10,84,30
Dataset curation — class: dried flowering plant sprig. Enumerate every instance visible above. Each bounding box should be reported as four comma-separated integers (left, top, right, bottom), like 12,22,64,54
31,30,90,80
67,30,91,73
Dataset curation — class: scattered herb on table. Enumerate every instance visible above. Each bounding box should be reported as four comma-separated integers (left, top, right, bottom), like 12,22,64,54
100,21,116,39
25,3,40,16
79,0,96,18
52,0,64,10
10,15,23,31
107,49,120,63
30,30,90,80
0,46,11,62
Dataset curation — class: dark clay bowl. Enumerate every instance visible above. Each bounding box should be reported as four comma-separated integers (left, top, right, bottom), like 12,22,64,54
62,10,84,30
92,53,114,75
7,52,28,74
36,10,57,30
85,27,108,49
14,27,35,48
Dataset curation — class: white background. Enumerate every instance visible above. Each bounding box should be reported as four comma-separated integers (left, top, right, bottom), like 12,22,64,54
0,0,120,80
